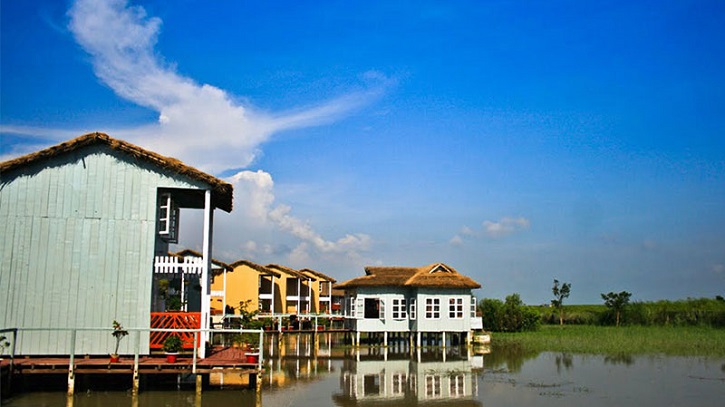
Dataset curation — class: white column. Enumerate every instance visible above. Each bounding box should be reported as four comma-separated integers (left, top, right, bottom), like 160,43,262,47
200,189,213,358
271,275,275,315
307,278,312,313
297,278,301,314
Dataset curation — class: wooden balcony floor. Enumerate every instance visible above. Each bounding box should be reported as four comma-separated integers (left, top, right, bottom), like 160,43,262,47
2,346,259,375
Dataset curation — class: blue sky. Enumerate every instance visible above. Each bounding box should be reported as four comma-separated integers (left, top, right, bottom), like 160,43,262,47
2,0,724,304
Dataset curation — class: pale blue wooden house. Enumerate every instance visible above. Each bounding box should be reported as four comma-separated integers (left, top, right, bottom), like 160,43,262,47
336,264,482,347
0,132,232,357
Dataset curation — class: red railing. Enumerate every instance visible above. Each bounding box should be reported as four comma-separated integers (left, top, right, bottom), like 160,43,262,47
150,312,201,350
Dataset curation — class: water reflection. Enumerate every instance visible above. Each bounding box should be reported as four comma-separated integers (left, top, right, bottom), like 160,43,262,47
5,333,725,407
333,347,483,407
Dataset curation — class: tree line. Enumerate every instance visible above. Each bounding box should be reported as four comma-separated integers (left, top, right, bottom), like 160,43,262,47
477,279,725,332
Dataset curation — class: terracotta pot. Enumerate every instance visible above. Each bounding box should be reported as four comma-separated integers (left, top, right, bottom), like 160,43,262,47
246,353,259,364
110,355,120,363
166,353,178,363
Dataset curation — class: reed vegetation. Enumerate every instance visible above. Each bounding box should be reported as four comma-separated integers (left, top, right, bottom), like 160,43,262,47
493,324,725,357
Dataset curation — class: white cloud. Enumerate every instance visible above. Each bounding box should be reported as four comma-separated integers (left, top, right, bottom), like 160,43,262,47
225,170,372,262
483,217,531,238
713,264,725,274
25,0,387,271
65,0,387,173
449,217,530,245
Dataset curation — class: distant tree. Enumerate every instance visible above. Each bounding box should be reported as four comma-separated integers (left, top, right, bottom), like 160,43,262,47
478,298,504,332
551,279,571,326
478,295,539,332
601,291,632,327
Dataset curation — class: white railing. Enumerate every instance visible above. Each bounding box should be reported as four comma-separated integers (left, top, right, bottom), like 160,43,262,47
154,255,204,275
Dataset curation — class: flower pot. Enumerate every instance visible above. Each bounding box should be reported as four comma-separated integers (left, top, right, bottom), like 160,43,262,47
166,353,178,363
110,355,120,363
246,353,259,364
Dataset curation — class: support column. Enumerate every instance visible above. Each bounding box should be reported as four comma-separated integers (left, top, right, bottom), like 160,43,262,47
195,375,203,396
67,330,76,397
442,332,446,348
200,190,214,359
132,331,140,395
383,332,388,347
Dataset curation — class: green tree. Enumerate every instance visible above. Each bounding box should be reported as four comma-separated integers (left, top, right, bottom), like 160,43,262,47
551,279,571,326
478,295,539,332
601,291,632,327
478,298,504,332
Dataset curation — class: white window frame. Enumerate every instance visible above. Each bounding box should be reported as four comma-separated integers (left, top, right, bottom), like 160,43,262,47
158,193,179,243
425,374,441,398
449,374,466,398
356,297,364,319
449,297,464,319
425,298,440,319
410,298,417,320
392,298,407,320
471,296,477,318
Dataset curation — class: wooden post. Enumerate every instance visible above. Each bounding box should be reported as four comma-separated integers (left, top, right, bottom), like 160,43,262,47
195,374,203,396
67,329,76,397
132,330,140,395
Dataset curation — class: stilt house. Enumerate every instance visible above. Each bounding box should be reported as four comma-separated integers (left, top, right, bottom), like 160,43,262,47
335,264,481,346
0,132,232,357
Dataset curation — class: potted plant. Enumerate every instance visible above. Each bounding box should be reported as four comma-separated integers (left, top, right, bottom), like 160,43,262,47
0,334,10,361
110,320,128,363
163,334,183,363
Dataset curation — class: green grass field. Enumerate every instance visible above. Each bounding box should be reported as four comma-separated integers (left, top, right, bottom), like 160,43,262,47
492,325,725,357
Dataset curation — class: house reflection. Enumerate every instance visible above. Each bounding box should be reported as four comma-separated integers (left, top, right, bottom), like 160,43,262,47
334,348,483,406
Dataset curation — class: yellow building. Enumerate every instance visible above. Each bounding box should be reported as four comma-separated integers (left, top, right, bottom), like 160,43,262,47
299,268,337,314
265,264,317,314
210,260,281,317
208,260,339,318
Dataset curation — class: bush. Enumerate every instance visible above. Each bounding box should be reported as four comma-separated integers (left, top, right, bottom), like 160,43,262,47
478,294,540,332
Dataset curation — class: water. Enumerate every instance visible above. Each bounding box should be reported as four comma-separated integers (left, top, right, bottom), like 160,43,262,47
3,334,724,406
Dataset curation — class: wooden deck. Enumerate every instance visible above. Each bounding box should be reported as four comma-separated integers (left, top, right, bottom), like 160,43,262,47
1,346,259,375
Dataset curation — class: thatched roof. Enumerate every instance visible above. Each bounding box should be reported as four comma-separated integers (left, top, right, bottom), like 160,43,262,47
300,268,337,283
335,263,481,289
266,264,313,280
228,260,281,278
0,132,233,212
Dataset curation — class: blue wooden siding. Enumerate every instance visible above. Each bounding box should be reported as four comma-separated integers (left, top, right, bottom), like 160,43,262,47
1,145,210,355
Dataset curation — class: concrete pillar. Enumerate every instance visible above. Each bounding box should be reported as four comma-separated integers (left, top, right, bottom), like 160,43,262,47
383,332,388,347
442,332,446,348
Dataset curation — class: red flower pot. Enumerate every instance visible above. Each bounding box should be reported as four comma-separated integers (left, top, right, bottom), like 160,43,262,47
166,353,178,363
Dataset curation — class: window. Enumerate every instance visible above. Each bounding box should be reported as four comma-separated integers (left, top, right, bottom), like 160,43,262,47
392,298,407,320
410,298,416,320
364,298,381,319
471,296,477,318
392,373,407,396
363,374,381,396
425,298,440,319
356,297,364,318
449,374,465,398
425,375,441,398
158,193,179,243
449,297,464,319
